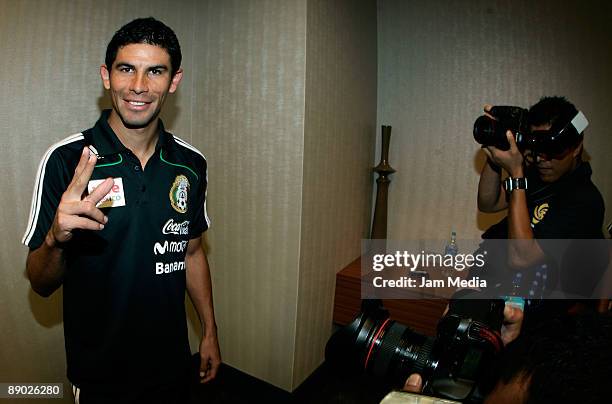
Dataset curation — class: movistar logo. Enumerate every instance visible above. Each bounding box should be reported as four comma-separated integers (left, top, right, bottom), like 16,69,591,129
154,240,188,255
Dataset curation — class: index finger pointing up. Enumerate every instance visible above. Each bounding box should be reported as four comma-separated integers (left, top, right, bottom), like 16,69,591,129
67,147,98,199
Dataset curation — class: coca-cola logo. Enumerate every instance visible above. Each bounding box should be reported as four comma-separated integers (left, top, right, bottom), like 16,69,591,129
162,219,190,235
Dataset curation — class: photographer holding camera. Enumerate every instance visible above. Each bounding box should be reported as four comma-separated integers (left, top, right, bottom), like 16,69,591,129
399,97,606,401
477,97,603,242
474,97,605,319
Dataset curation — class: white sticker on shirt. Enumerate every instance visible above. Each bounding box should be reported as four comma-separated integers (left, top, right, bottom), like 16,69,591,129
87,177,126,208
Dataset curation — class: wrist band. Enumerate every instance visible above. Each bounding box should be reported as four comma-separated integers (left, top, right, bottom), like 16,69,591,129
504,177,528,192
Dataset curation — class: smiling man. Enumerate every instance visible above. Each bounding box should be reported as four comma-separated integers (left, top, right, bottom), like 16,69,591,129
22,18,220,404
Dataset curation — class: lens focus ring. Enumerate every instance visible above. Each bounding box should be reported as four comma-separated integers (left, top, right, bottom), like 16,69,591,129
413,337,435,375
371,322,406,378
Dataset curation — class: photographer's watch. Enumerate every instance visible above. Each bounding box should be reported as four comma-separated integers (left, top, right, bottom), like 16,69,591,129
504,177,528,192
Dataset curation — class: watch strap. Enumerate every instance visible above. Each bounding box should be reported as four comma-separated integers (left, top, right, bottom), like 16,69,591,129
504,177,528,192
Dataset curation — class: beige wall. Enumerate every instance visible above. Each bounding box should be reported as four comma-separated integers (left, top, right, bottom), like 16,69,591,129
1,0,377,394
188,0,307,390
378,0,612,241
294,0,377,387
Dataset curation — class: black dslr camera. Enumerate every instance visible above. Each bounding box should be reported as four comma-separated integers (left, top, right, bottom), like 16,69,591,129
473,106,589,158
473,106,529,151
325,296,505,403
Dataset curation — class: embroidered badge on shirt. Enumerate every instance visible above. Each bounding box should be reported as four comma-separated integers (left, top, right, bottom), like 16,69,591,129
170,175,190,213
532,203,549,225
87,177,126,208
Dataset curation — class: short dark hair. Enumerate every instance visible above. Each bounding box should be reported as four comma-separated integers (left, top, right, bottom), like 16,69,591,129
105,17,182,76
483,312,612,403
528,96,580,134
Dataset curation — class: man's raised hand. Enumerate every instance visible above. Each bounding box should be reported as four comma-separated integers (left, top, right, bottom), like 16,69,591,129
481,104,525,177
48,147,114,246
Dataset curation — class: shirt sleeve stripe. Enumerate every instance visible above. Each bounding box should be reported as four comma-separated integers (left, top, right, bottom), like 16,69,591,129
173,136,206,159
173,136,211,228
22,133,85,246
204,165,210,228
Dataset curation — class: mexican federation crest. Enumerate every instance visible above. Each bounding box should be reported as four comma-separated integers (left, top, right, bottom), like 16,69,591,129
170,175,190,213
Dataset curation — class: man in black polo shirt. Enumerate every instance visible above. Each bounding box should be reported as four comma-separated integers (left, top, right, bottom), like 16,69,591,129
400,97,606,401
22,18,220,403
477,96,605,319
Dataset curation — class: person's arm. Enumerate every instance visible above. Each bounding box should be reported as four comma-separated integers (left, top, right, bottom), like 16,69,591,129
483,131,545,270
26,234,67,297
26,147,113,297
185,237,221,383
505,162,545,269
478,158,507,213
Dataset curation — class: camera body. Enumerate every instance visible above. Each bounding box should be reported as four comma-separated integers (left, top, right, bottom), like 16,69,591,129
473,106,530,151
473,105,588,159
326,297,505,402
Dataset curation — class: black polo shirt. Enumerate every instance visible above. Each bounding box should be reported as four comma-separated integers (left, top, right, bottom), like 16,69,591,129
479,161,605,299
482,162,605,240
22,110,209,392
526,162,604,239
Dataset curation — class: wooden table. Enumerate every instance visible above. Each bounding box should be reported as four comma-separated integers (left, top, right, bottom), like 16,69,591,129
332,257,448,336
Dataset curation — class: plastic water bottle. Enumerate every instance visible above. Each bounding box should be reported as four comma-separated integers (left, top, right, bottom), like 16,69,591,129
444,231,458,256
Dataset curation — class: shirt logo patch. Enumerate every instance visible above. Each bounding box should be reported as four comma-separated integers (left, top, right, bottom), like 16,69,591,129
87,177,126,208
169,175,190,213
154,240,188,255
532,203,549,225
162,219,190,235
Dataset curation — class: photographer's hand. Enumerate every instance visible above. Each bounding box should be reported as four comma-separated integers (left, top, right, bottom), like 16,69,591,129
501,304,524,346
477,104,523,213
482,131,524,178
480,104,524,176
402,373,423,393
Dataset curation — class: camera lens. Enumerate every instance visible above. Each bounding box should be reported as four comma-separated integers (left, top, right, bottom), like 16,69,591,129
326,297,505,401
326,313,437,388
366,320,437,386
473,116,510,150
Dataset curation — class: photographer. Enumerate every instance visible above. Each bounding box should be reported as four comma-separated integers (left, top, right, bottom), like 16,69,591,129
478,96,604,244
475,97,605,323
401,97,606,400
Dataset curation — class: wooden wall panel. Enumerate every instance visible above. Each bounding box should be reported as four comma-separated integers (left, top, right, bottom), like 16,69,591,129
294,0,377,388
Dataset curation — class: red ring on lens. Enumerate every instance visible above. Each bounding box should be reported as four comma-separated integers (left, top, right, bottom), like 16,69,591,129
364,318,392,370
